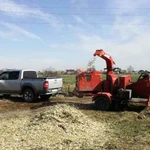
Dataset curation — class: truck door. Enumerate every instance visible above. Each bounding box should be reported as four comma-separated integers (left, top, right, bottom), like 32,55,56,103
0,71,20,93
0,72,9,92
7,71,20,93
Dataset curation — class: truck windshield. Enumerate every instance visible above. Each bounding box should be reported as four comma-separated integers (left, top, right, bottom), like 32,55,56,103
23,71,37,79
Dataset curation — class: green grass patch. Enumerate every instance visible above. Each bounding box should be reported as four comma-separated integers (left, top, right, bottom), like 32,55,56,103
82,109,150,150
61,75,76,92
61,74,76,85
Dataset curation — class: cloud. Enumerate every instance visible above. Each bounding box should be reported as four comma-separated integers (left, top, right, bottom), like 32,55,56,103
49,34,105,52
0,22,42,41
0,0,59,27
94,0,150,70
0,30,10,38
108,0,149,14
0,57,64,71
108,0,150,41
111,18,144,41
105,33,150,70
70,0,88,7
73,15,84,24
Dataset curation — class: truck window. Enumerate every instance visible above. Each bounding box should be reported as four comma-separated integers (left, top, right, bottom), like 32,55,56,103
23,71,37,79
9,71,20,80
0,71,20,80
0,72,9,80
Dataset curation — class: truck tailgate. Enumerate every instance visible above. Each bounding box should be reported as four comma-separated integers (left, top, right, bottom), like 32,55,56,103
47,78,62,89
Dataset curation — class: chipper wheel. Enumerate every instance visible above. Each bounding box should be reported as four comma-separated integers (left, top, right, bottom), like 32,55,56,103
95,96,111,111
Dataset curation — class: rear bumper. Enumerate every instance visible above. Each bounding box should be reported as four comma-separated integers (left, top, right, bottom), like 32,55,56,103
38,88,62,96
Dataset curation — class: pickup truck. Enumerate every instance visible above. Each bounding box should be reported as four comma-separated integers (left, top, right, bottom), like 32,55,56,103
0,69,63,102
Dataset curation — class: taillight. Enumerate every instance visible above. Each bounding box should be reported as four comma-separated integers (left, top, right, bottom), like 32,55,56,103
43,81,49,90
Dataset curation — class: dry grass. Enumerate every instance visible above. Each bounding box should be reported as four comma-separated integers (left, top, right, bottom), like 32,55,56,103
0,104,111,150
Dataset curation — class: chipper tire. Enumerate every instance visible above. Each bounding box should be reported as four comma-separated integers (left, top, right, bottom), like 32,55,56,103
95,96,111,111
23,88,35,103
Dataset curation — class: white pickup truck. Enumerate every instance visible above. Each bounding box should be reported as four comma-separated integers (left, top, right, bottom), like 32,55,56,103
0,69,63,102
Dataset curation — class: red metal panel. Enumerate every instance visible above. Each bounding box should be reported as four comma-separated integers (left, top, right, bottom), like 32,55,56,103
77,71,102,92
119,76,131,89
127,76,150,98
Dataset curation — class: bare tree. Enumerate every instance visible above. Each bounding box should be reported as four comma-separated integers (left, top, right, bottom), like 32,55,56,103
39,67,59,77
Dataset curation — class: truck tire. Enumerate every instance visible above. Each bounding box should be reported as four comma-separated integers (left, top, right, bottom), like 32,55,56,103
95,96,110,111
23,88,35,102
40,95,51,100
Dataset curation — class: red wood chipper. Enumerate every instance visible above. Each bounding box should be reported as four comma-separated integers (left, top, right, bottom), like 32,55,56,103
71,49,150,111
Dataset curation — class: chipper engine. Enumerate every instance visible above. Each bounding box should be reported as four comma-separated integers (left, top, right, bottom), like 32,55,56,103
74,49,150,111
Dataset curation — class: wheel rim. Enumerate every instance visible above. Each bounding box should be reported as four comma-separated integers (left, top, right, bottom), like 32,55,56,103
24,90,33,101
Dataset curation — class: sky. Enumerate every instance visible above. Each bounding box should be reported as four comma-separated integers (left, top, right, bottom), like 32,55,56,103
0,0,150,71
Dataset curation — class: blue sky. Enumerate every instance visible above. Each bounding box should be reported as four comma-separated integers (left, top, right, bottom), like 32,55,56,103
0,0,150,71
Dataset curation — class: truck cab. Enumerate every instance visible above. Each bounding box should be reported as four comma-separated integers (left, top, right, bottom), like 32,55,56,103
0,70,37,94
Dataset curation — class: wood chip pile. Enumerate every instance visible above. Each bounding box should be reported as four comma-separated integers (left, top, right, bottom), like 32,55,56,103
0,104,111,150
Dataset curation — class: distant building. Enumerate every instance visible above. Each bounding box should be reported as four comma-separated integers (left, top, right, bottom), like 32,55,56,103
66,69,75,74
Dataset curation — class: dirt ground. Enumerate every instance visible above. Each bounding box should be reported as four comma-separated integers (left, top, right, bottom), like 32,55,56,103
0,95,150,150
0,95,93,113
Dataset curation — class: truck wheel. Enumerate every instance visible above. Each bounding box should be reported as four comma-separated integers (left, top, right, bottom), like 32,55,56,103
40,95,51,100
23,89,35,102
95,96,110,111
